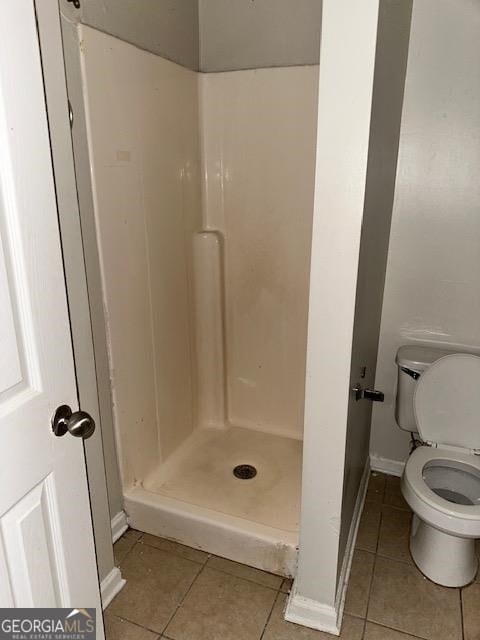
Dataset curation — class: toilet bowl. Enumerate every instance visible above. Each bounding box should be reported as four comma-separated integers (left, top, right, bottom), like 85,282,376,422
400,353,480,587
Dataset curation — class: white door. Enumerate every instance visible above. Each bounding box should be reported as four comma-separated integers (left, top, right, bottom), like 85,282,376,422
0,0,103,622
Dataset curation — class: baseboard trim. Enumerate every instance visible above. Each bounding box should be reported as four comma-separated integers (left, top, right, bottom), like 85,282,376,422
100,566,126,610
285,458,370,635
334,459,370,625
111,510,128,543
370,454,405,477
285,591,340,635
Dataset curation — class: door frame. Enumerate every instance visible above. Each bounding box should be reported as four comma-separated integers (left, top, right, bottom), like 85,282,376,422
34,0,125,607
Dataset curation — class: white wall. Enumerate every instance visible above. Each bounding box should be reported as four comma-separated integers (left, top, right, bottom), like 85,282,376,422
198,0,321,72
287,2,379,633
201,67,319,439
80,26,202,488
370,0,480,467
62,0,322,73
62,0,199,70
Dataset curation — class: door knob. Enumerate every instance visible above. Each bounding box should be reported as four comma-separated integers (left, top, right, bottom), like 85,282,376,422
52,404,95,439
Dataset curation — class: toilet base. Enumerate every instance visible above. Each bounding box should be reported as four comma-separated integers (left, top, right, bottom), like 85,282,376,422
410,514,478,587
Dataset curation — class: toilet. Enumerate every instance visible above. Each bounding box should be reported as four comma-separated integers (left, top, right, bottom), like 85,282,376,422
396,346,480,587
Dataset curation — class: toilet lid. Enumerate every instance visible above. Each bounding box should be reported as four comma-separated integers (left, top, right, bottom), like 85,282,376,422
414,354,480,451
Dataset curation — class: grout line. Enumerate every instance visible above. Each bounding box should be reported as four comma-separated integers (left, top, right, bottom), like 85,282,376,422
374,505,382,555
375,551,413,566
363,619,430,640
137,538,210,567
459,587,465,640
381,502,411,513
110,558,207,638
105,608,161,636
160,558,208,637
364,494,381,625
360,617,366,640
104,612,162,639
364,501,412,514
200,561,284,592
259,589,281,640
114,532,143,570
348,612,368,622
104,611,161,638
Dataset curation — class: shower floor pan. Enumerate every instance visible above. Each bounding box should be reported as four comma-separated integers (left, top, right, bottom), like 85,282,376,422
124,426,302,576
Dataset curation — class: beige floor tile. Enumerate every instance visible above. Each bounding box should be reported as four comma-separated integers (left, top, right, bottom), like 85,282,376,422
127,528,144,540
165,567,277,640
364,622,420,639
104,612,159,639
384,476,410,511
356,502,382,553
206,555,283,589
377,506,412,564
344,550,375,618
262,593,364,640
384,492,411,511
366,473,386,503
108,543,202,633
368,557,462,640
280,578,294,593
462,582,480,640
140,534,208,564
114,529,142,566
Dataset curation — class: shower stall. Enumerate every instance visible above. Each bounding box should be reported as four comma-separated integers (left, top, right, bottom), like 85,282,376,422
77,17,319,576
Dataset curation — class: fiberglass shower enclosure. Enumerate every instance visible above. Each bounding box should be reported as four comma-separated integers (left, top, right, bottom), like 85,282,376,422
79,16,319,576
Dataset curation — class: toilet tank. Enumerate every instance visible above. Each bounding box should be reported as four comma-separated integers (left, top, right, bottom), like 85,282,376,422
395,345,456,431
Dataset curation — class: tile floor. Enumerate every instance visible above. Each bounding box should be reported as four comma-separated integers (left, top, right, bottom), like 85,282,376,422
106,472,480,640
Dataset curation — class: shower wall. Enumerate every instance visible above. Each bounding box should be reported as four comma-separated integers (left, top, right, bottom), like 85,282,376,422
80,25,202,487
201,67,318,438
62,0,200,69
198,0,322,72
81,25,319,488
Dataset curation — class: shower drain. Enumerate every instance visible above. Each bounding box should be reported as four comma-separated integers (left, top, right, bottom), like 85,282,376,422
233,464,257,480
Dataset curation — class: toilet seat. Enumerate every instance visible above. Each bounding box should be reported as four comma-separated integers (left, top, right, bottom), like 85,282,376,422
414,354,480,452
403,446,480,537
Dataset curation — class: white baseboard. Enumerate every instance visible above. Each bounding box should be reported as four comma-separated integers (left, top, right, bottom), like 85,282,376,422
285,458,370,636
334,459,370,625
100,566,126,610
111,510,128,543
370,454,405,477
285,592,340,635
